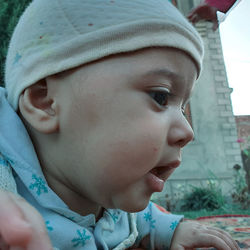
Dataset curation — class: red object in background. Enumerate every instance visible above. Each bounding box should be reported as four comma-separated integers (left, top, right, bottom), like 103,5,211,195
153,203,170,214
205,0,236,13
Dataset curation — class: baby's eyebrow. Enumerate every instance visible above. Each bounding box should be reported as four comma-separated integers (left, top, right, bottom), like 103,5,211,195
140,68,193,102
141,68,184,83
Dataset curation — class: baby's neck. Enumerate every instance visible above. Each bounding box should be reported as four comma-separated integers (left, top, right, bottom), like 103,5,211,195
44,170,103,219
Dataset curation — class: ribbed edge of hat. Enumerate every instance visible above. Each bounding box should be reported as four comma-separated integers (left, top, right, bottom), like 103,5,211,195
6,19,203,110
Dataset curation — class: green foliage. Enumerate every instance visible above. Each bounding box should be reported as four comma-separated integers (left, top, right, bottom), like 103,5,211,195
167,168,250,218
180,181,225,211
233,167,247,194
0,0,32,86
243,148,250,157
232,166,250,209
236,136,250,199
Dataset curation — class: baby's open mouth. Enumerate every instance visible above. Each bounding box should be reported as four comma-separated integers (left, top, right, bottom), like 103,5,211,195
149,161,181,181
146,161,181,192
150,166,167,180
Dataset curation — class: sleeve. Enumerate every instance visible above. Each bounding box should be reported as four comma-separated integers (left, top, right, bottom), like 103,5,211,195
136,202,183,250
0,153,17,193
215,0,241,23
205,0,237,13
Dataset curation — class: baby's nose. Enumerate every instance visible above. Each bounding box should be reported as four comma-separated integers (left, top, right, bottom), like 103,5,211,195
167,114,194,148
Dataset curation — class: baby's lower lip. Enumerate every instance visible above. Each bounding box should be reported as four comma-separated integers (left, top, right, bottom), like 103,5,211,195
146,172,164,192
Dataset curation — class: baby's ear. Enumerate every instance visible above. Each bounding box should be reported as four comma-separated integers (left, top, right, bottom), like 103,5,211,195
18,79,59,134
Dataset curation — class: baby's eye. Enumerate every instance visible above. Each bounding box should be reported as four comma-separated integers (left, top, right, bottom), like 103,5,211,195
181,106,186,117
148,88,170,107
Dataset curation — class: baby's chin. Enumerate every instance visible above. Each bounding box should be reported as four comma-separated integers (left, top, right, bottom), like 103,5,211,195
112,197,151,213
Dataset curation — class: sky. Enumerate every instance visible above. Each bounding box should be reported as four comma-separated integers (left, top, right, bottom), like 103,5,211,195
219,0,250,115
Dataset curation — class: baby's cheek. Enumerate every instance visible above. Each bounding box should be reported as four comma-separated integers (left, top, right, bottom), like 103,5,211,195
134,140,160,162
113,132,162,170
95,120,166,184
133,123,165,159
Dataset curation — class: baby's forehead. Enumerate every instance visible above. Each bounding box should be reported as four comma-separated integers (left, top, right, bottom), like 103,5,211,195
56,47,196,89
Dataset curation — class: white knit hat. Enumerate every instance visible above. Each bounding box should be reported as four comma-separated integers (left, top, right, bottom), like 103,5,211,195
5,0,204,110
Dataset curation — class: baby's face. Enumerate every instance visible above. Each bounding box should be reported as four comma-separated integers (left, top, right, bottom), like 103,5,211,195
46,47,197,213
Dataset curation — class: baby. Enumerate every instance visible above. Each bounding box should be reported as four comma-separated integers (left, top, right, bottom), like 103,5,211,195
0,0,239,249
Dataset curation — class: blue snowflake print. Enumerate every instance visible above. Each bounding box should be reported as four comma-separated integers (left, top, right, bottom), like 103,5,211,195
170,220,178,230
29,174,48,196
13,52,22,65
144,212,152,222
109,211,119,223
45,221,53,231
149,219,156,228
72,229,91,248
143,212,156,228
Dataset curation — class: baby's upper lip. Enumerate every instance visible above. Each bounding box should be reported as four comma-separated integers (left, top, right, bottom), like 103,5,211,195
164,160,181,169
